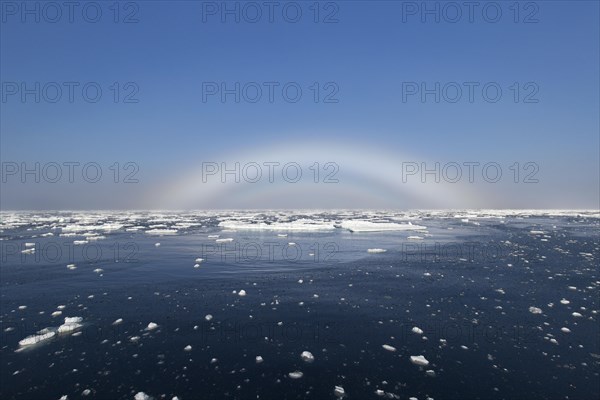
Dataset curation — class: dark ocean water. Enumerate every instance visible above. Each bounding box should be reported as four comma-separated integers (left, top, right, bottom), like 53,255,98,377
1,211,598,400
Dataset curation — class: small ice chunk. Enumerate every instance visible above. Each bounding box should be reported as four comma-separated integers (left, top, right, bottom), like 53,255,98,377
560,298,570,305
238,290,247,297
407,236,424,240
19,328,56,346
410,355,430,366
67,264,77,270
367,248,387,253
382,344,396,352
256,355,264,363
112,318,123,325
572,312,583,318
205,314,213,321
288,371,303,379
195,258,204,263
64,317,83,324
561,327,571,333
426,369,436,377
154,243,161,247
93,268,104,273
184,345,192,352
300,351,315,363
58,322,82,333
529,306,543,314
145,322,159,331
334,386,345,397
18,305,27,310
412,327,424,335
134,392,150,400
216,238,234,243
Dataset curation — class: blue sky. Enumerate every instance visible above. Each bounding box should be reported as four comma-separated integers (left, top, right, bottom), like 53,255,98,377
1,1,599,209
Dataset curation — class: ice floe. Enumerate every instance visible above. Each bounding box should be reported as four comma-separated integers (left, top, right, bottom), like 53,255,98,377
334,386,346,397
382,344,397,352
410,355,430,367
288,371,303,379
300,351,315,363
340,220,427,232
368,248,387,253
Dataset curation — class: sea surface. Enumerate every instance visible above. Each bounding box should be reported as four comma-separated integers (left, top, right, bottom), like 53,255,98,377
1,210,599,400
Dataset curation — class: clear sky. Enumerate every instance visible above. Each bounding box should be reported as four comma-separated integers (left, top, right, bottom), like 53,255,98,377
1,0,599,210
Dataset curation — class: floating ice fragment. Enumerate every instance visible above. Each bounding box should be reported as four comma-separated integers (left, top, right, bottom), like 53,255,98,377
288,371,303,379
410,355,430,367
412,327,424,335
58,322,82,334
154,243,160,247
301,351,315,363
195,258,204,263
561,327,571,333
146,322,159,331
560,299,570,305
256,355,264,363
426,370,436,377
67,264,77,270
18,305,27,310
238,290,247,297
93,268,104,273
205,314,213,321
19,328,56,346
134,392,150,400
184,345,192,352
341,220,426,232
382,344,396,352
407,236,424,240
112,318,123,325
572,312,583,318
145,229,178,235
334,386,346,397
216,238,234,243
368,248,387,253
529,306,543,314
